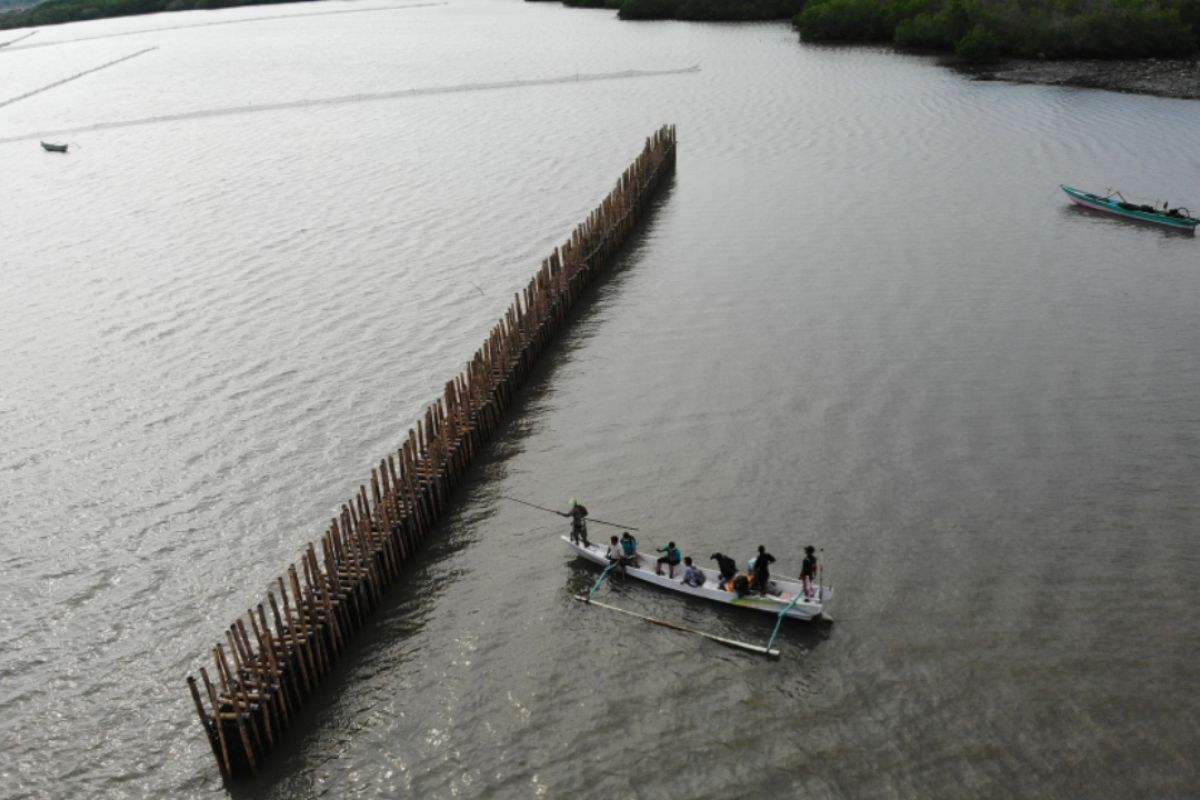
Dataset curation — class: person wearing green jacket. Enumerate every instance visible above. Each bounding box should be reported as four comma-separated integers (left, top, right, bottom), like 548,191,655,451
655,541,682,577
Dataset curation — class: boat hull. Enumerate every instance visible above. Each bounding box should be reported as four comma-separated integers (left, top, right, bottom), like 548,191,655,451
1061,184,1198,231
564,536,831,621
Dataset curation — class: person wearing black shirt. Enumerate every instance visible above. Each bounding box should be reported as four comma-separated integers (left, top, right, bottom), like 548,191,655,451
752,545,776,595
562,498,589,546
800,545,818,599
710,552,737,586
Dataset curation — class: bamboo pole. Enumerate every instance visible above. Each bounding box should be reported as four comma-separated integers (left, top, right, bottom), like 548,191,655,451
200,667,234,777
187,126,678,777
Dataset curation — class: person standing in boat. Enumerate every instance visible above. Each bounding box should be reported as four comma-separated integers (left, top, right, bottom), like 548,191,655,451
562,498,589,547
800,545,818,599
752,545,776,595
680,556,705,588
655,541,682,577
710,552,737,585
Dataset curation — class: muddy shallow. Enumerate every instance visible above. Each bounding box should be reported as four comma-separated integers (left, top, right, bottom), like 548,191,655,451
958,56,1200,99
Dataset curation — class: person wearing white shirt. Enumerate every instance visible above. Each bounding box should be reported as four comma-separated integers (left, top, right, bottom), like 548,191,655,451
605,535,626,571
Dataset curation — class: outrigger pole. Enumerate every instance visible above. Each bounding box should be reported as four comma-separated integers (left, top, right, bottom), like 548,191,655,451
501,496,640,531
765,593,803,652
573,595,781,658
587,562,617,600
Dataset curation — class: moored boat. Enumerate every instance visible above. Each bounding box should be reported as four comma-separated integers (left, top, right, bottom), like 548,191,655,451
40,141,68,153
564,535,832,621
1061,184,1198,232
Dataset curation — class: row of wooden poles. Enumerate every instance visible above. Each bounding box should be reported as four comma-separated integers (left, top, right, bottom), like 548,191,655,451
186,125,677,777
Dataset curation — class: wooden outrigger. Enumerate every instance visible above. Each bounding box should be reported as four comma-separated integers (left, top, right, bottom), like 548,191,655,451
573,594,783,657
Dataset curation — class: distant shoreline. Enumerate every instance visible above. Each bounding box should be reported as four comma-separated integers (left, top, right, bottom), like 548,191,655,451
958,57,1200,101
5,0,1199,102
0,0,317,31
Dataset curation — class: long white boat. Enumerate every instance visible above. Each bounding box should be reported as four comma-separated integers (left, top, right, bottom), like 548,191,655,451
564,536,832,621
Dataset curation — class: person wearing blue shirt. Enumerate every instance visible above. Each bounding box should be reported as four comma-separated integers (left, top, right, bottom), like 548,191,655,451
620,532,639,568
655,541,682,577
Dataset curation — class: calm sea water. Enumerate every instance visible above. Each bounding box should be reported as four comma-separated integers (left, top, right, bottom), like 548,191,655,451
2,2,1199,798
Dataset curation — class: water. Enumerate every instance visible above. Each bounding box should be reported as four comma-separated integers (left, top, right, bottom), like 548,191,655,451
2,2,1199,797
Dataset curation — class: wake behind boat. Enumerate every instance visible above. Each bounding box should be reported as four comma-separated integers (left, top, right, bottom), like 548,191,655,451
1061,184,1198,232
564,535,832,622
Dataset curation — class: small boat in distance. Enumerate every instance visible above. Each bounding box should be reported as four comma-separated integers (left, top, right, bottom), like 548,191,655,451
564,535,832,621
1061,184,1198,232
41,141,68,153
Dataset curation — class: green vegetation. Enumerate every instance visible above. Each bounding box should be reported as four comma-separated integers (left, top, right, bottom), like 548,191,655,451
533,0,806,22
0,0,314,30
3,0,1195,61
794,0,1200,61
534,0,1199,60
622,0,805,20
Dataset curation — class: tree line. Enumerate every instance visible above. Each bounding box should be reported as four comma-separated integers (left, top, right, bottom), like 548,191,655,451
547,0,806,21
530,0,1199,59
794,0,1200,60
0,0,313,30
0,0,40,12
4,0,1198,60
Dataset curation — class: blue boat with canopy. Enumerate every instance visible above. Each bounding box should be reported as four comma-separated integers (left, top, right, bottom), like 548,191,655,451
1061,184,1198,232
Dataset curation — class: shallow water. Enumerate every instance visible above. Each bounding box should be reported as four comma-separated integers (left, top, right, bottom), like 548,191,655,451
2,2,1199,798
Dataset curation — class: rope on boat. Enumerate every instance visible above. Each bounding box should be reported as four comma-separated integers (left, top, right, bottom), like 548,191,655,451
573,596,780,658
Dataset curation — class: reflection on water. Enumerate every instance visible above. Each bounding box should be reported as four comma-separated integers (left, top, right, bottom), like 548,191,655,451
2,1,1199,797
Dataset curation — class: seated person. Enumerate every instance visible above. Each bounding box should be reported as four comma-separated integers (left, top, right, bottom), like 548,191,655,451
731,574,750,598
620,532,639,567
605,535,626,570
655,541,682,577
680,556,705,587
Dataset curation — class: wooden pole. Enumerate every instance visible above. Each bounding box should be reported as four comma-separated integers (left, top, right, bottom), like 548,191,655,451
573,595,780,658
187,126,679,776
